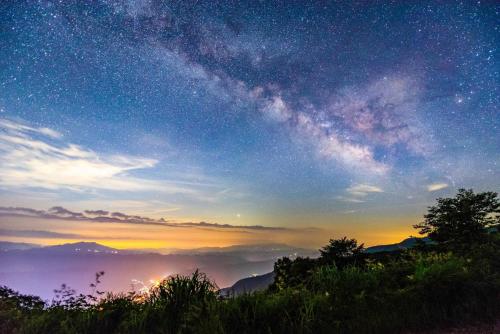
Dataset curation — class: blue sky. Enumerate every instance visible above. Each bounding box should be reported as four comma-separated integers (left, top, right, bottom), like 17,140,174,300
0,1,498,248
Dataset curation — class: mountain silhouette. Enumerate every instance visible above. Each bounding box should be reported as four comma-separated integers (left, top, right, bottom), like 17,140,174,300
30,242,120,254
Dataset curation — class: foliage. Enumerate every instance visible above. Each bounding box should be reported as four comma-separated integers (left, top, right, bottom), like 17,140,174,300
414,188,500,249
144,269,220,333
319,237,365,267
270,256,317,291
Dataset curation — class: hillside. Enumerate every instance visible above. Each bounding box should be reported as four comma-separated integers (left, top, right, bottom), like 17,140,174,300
33,242,120,254
365,237,431,253
220,272,275,296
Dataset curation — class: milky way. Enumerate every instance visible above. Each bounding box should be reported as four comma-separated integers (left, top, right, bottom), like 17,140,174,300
0,1,498,244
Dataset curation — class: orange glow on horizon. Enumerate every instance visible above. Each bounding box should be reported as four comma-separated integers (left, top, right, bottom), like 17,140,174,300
0,214,418,250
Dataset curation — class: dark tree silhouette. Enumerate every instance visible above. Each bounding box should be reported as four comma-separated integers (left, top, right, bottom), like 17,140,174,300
272,257,293,291
414,189,500,248
319,237,365,267
271,256,316,291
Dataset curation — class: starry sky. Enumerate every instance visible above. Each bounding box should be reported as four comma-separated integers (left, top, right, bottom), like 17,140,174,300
0,1,498,249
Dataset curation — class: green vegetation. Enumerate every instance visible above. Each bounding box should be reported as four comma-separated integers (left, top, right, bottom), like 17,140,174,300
1,189,499,333
414,188,500,249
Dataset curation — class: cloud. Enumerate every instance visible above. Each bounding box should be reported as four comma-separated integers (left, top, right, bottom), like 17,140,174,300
336,184,383,203
0,118,213,196
176,221,285,231
427,183,448,192
84,210,109,216
0,206,289,231
335,196,365,203
346,184,384,197
49,206,86,218
0,228,88,239
0,228,141,240
0,119,62,139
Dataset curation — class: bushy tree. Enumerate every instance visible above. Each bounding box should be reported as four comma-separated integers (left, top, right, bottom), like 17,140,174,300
414,189,500,248
271,256,316,291
319,237,365,268
271,257,293,291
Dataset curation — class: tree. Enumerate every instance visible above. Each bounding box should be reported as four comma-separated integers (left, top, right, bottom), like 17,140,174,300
271,256,317,291
319,237,365,268
271,257,292,291
414,189,500,248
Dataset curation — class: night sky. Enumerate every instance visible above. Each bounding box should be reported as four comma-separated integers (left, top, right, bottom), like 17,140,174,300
0,1,498,248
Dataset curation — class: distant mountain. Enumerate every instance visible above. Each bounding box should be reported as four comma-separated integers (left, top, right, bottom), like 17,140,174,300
33,242,120,254
365,237,431,253
170,243,307,254
0,241,40,251
220,272,275,296
141,243,318,261
0,241,287,299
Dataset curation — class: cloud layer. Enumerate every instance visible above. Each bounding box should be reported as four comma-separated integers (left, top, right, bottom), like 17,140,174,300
0,206,287,231
336,184,384,203
0,228,90,240
0,119,233,203
427,183,449,192
0,119,163,192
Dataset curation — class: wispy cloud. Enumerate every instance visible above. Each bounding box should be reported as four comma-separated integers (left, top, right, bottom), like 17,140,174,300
337,184,384,203
0,228,142,240
0,228,89,239
0,206,288,231
427,183,448,192
0,118,217,197
335,196,366,203
0,119,62,139
341,210,359,214
346,184,384,197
